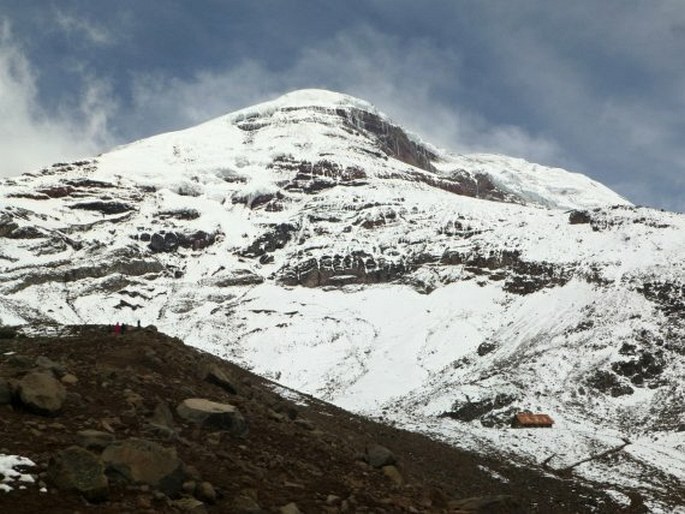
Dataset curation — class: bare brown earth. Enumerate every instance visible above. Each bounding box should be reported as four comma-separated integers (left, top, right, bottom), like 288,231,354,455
0,326,636,513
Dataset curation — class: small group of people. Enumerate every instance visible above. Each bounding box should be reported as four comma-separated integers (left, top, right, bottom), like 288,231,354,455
112,320,142,335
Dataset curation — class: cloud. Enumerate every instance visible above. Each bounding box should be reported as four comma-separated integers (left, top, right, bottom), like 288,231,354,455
0,22,114,177
53,10,113,46
122,25,564,166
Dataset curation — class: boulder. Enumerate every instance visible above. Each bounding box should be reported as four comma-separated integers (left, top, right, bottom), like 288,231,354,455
171,497,207,513
149,400,175,430
176,398,248,437
101,438,186,495
195,481,217,504
6,354,34,370
280,503,303,514
76,429,115,450
364,444,396,468
35,356,67,377
17,371,67,415
382,465,404,486
48,446,109,502
202,363,238,394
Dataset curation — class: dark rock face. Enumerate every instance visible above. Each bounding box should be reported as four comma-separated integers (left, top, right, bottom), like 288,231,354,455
638,281,685,316
477,341,498,356
413,170,510,202
442,249,572,295
440,394,517,423
242,223,298,258
68,201,134,215
156,208,201,220
569,210,592,224
0,213,44,239
337,108,437,173
612,351,665,386
270,157,368,194
148,230,217,253
587,370,634,397
48,446,109,502
280,252,407,287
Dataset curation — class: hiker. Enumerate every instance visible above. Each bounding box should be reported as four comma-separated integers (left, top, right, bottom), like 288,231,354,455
137,320,141,329
113,322,121,335
121,323,127,335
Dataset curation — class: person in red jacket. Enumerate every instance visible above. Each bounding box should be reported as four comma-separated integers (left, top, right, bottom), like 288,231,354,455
113,322,121,335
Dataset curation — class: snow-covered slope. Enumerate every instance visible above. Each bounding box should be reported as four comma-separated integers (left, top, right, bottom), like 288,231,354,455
1,89,683,511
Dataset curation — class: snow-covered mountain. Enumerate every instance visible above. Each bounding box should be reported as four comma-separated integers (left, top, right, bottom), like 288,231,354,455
1,89,683,511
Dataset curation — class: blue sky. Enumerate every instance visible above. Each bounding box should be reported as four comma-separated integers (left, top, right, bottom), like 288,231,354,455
1,1,684,211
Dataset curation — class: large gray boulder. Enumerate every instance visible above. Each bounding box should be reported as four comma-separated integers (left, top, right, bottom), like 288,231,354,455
17,371,67,415
176,398,248,437
48,446,109,502
101,438,186,495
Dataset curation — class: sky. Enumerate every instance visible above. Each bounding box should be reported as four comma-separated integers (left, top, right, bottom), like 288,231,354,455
0,1,683,212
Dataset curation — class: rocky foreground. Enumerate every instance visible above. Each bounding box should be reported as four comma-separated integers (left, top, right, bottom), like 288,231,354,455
0,326,631,513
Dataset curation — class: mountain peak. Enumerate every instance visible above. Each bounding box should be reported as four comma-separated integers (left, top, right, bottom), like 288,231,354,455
236,88,382,115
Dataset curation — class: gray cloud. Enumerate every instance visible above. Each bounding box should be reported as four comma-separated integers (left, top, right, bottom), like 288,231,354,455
122,25,566,167
0,21,115,177
53,10,113,46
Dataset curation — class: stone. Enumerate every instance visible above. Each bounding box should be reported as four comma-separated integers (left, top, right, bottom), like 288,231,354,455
149,400,175,430
201,363,238,394
6,354,34,370
60,374,78,385
35,356,67,377
176,398,248,437
76,429,115,450
365,444,396,468
382,465,404,486
101,438,186,496
195,481,217,504
171,497,207,513
326,494,341,505
17,371,67,415
48,446,109,502
280,503,303,514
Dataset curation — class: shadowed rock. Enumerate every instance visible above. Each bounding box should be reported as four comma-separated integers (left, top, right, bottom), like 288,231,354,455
17,371,67,416
102,438,186,495
177,398,248,437
48,446,109,502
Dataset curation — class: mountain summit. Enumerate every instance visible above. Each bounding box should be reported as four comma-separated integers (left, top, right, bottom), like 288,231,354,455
96,88,627,211
1,89,683,511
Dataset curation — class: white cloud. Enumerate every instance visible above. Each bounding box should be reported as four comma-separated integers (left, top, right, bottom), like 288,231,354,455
53,10,113,46
0,22,114,177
